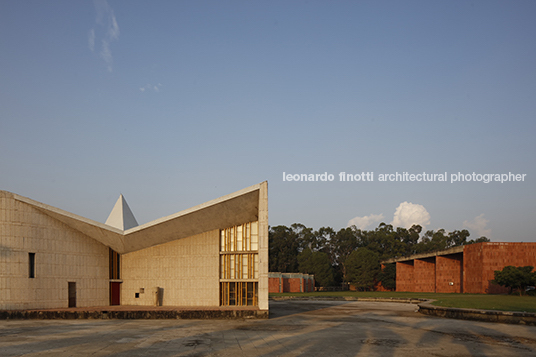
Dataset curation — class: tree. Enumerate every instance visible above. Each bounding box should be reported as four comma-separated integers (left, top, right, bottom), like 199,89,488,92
446,229,470,248
492,266,536,296
315,226,336,257
345,248,380,291
328,227,358,283
290,223,315,252
268,222,490,286
468,236,490,244
366,223,406,261
269,225,299,273
421,229,448,252
378,263,396,291
298,248,335,287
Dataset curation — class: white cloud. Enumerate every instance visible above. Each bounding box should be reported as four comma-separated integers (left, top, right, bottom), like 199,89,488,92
100,40,113,72
139,83,162,93
391,202,431,229
90,0,120,72
463,214,491,238
347,213,385,230
108,11,120,40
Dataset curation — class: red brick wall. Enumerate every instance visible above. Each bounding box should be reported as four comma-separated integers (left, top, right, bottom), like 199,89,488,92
463,243,484,293
414,258,436,292
306,278,315,292
282,277,291,292
396,261,414,292
480,243,536,294
288,278,302,292
436,254,463,293
464,242,536,293
269,273,315,293
394,242,536,294
269,277,281,293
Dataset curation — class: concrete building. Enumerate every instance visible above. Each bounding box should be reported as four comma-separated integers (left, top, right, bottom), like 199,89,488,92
0,182,268,312
383,242,536,294
268,272,315,293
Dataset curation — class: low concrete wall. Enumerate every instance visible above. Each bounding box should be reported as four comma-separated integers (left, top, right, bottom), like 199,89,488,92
418,301,536,326
270,296,425,304
0,309,269,320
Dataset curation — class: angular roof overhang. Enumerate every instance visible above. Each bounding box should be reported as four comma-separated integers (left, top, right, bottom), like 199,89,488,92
12,182,265,254
381,245,465,264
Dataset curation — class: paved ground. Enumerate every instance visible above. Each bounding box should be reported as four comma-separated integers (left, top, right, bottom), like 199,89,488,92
1,300,535,356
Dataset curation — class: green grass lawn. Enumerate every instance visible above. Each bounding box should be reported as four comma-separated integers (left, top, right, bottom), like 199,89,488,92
269,291,536,313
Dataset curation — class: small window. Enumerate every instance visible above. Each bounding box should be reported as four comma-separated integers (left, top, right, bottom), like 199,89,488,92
29,253,35,278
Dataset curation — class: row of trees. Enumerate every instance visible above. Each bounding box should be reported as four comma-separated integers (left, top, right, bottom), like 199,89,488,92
269,223,489,289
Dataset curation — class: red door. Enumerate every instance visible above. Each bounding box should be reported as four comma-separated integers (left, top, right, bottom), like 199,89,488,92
110,282,121,305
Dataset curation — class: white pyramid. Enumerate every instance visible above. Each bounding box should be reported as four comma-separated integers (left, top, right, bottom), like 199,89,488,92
105,194,139,230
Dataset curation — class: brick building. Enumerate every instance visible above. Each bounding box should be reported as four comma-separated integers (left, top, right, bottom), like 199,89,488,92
383,242,536,294
269,272,315,293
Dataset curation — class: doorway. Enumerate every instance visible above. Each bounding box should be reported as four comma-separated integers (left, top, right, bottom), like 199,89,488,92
110,282,121,305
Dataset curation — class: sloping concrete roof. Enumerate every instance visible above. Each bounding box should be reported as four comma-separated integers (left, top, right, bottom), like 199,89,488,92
9,182,266,254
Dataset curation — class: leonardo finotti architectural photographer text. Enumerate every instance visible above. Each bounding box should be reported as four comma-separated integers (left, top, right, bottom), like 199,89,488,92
282,172,527,184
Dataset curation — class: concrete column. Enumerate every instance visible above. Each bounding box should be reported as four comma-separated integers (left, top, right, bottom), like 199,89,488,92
258,182,269,310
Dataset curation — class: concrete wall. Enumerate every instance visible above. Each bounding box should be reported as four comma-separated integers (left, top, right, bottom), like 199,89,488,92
257,182,269,310
0,191,109,310
121,229,219,307
1,182,269,311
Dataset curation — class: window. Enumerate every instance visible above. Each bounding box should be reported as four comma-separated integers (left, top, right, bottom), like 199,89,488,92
29,252,35,278
109,248,120,279
220,281,258,306
220,253,258,280
220,222,259,306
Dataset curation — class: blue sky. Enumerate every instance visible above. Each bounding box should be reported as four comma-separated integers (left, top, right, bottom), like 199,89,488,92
1,1,535,242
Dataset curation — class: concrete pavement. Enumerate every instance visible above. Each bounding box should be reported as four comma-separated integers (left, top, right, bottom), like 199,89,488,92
1,300,535,356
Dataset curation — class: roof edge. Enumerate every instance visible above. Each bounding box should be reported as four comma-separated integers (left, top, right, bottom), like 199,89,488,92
382,245,465,264
12,192,124,235
125,181,266,234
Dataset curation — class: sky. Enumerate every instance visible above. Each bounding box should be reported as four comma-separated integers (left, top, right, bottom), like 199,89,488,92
1,0,535,242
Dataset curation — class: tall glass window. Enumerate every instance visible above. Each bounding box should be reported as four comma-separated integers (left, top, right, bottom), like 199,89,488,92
220,221,258,306
109,248,120,279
